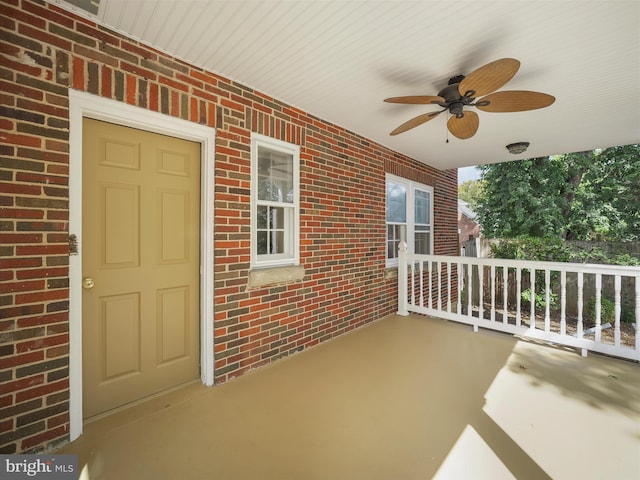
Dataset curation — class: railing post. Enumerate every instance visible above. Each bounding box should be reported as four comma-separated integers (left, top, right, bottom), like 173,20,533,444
635,275,640,359
397,241,409,316
614,275,621,348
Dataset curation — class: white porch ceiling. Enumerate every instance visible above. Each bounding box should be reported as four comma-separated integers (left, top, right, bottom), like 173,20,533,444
51,0,640,171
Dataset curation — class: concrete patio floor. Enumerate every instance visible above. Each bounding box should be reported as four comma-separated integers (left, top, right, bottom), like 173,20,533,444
59,314,640,480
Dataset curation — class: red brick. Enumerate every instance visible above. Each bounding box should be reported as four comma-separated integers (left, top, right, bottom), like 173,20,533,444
0,418,13,433
46,411,68,429
15,289,68,305
101,65,112,97
1,132,41,148
45,345,68,359
124,73,135,105
0,372,44,393
17,312,66,329
0,257,42,269
149,82,158,111
22,0,74,28
15,379,68,403
1,56,44,78
17,23,72,51
72,56,84,89
44,139,68,153
2,279,45,293
14,245,67,256
120,61,157,81
20,424,68,450
16,333,68,354
0,183,41,195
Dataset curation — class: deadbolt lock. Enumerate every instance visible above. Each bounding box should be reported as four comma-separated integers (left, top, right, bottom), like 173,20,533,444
82,277,95,290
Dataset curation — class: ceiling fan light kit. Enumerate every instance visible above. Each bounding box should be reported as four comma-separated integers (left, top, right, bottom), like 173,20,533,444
506,142,530,154
384,58,555,140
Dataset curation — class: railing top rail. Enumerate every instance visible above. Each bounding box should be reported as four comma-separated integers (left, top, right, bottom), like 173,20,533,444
403,253,640,276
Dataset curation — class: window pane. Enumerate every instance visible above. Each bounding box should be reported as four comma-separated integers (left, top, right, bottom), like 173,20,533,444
257,205,268,229
257,231,268,255
386,182,406,222
273,231,285,254
269,206,285,229
415,232,431,254
387,224,405,259
415,189,430,225
258,146,293,203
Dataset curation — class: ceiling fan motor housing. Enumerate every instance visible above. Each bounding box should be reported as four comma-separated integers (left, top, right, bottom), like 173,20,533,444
437,80,475,118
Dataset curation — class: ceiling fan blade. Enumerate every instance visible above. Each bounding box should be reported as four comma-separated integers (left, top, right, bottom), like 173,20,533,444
476,91,556,112
459,58,520,98
390,111,442,135
447,111,479,139
384,95,445,105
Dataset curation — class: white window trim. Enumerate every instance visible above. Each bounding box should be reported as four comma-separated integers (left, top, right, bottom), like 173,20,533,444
386,173,434,267
250,133,300,269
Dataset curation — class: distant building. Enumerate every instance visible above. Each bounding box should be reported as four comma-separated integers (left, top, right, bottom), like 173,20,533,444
458,200,480,251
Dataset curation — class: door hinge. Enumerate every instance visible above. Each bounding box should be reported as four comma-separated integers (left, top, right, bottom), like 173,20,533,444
69,234,79,256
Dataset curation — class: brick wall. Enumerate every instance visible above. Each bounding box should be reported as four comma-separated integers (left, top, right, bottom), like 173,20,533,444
459,213,480,249
0,0,458,453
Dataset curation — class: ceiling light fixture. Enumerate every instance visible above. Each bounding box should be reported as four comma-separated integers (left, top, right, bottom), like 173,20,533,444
506,142,530,154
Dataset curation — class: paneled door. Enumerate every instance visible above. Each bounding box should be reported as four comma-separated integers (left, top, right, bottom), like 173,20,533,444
82,118,200,419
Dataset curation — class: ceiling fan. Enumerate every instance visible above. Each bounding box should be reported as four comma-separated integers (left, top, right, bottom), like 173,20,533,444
384,58,555,139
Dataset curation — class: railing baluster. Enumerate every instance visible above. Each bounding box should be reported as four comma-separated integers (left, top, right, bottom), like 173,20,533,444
545,269,551,333
635,275,640,356
419,260,424,308
595,274,602,344
577,271,584,339
478,264,484,321
457,261,462,315
490,265,496,322
503,266,508,324
614,275,621,348
516,267,522,327
427,260,433,308
396,242,408,316
438,261,443,311
447,262,452,313
410,261,416,308
530,268,536,330
560,270,567,336
467,263,473,321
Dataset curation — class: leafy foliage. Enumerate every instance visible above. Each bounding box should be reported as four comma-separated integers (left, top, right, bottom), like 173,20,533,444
489,236,571,262
587,297,615,324
522,288,558,309
489,236,639,312
475,145,640,241
489,236,639,266
458,179,484,208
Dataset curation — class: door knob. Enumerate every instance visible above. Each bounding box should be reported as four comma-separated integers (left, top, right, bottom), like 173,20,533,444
82,277,95,290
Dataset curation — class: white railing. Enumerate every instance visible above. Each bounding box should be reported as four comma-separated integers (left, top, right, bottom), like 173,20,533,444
397,243,640,361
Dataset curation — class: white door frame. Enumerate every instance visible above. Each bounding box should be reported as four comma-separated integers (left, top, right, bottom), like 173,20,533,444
68,90,215,441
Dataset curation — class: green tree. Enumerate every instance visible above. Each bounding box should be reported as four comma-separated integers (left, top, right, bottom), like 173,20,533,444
580,146,640,240
475,145,640,241
458,179,484,208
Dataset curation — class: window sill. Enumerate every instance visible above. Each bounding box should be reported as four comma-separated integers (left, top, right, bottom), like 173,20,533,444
384,266,398,280
248,265,305,289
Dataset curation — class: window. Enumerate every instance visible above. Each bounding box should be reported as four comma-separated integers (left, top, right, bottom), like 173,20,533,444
251,134,300,268
386,174,433,266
